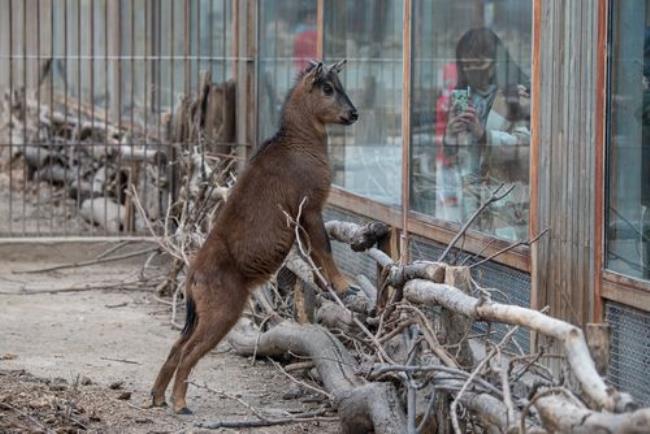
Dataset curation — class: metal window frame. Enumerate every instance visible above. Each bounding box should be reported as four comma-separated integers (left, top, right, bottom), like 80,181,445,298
595,0,650,317
320,0,535,272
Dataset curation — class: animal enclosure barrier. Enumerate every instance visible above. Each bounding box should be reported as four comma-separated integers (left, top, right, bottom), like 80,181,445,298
0,0,244,237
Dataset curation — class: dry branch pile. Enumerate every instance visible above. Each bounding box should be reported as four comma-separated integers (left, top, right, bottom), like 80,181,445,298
139,172,650,433
0,70,235,234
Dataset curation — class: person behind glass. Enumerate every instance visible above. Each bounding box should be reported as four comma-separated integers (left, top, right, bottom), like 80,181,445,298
442,27,531,236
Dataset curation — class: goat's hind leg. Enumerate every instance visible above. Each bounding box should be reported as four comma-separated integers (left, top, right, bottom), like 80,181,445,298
150,333,189,407
171,283,248,414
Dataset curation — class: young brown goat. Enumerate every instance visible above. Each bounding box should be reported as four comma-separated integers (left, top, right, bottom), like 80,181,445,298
151,60,358,414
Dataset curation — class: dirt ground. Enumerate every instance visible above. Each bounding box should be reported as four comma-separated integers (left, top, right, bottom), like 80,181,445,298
0,242,339,433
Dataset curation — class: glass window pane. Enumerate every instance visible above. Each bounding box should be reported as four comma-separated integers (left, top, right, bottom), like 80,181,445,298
607,1,650,280
258,0,318,142
411,0,532,241
324,0,403,206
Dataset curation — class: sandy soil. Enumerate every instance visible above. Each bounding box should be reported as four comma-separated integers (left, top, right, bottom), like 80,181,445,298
0,243,338,433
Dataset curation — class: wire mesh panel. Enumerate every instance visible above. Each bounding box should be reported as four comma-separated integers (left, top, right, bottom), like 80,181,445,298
410,235,531,352
0,0,237,237
606,301,650,406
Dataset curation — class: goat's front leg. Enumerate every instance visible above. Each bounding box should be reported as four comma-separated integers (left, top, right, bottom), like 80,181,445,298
300,211,350,295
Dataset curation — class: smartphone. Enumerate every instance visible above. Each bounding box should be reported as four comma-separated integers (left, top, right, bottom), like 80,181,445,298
450,88,469,115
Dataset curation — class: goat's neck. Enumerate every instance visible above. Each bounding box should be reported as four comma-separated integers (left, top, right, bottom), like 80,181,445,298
280,106,328,155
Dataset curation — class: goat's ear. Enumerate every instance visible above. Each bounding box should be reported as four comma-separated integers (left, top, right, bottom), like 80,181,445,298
331,59,347,74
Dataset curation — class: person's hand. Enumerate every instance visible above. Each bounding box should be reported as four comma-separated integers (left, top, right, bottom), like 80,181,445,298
457,106,485,139
447,112,468,135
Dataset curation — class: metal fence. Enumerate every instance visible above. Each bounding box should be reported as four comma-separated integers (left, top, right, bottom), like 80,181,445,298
606,301,650,406
0,0,241,237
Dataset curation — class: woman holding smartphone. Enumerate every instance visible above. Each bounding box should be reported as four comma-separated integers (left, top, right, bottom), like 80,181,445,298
441,27,531,239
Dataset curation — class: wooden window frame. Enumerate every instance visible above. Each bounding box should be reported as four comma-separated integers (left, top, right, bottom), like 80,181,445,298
321,0,535,273
594,0,650,318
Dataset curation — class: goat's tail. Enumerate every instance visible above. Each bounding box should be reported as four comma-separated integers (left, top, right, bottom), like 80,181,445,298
181,294,198,337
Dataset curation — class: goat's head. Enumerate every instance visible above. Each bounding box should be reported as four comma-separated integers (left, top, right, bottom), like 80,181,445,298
296,59,358,126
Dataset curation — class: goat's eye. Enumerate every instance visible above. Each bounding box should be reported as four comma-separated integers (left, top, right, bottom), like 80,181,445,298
322,84,334,96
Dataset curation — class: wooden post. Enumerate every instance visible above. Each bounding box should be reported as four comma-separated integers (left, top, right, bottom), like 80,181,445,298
235,0,257,168
316,0,324,59
592,0,609,322
442,266,475,368
400,0,413,264
530,0,542,350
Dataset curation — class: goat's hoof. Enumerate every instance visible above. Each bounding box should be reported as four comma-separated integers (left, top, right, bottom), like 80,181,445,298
149,400,167,408
149,392,167,408
175,406,193,415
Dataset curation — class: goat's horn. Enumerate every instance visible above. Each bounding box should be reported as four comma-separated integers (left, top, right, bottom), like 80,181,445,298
308,59,320,67
331,59,347,73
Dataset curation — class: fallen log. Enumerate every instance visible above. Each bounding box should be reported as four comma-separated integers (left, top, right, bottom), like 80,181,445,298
227,319,407,434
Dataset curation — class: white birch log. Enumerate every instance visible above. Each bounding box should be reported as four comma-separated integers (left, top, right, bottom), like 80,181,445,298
404,279,623,412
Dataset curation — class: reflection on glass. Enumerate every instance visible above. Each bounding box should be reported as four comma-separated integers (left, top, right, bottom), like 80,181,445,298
411,1,531,241
324,0,403,206
258,0,318,141
608,1,650,280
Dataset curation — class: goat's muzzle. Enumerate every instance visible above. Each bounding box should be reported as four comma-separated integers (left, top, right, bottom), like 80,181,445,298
340,110,359,125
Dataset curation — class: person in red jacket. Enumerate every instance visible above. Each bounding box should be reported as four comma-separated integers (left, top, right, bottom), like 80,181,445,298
293,10,318,72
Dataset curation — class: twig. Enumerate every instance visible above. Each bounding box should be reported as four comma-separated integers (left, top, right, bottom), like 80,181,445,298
406,380,417,434
369,364,502,398
417,389,437,433
0,280,154,295
191,381,336,429
195,410,336,429
170,280,183,327
105,302,128,309
450,325,519,434
497,349,516,430
459,237,497,266
377,318,416,344
267,358,334,401
396,304,459,368
100,356,141,365
285,361,315,372
14,247,158,274
251,315,274,365
438,183,514,262
190,381,271,422
96,240,132,260
469,228,549,269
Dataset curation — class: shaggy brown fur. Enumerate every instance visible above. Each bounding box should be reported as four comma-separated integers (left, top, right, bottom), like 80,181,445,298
151,60,358,414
